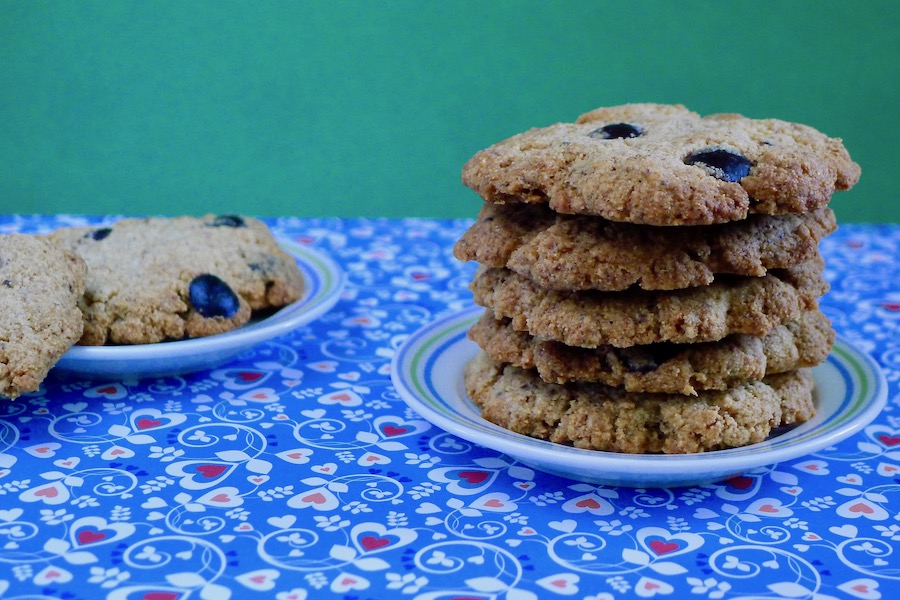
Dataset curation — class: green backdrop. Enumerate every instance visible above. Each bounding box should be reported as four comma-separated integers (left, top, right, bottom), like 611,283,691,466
2,1,897,222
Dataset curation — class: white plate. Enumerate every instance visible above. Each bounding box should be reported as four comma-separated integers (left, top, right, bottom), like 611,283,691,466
55,241,345,379
391,306,888,488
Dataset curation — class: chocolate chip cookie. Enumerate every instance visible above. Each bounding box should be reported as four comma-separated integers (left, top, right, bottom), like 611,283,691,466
465,351,816,454
462,103,860,225
469,308,833,395
455,202,836,291
0,234,87,398
47,215,305,345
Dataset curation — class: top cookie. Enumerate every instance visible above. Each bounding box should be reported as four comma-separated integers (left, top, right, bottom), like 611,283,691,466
0,234,87,398
47,214,305,345
462,103,860,226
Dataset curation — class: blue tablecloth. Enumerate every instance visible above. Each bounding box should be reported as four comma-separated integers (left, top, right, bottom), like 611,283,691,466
0,215,898,600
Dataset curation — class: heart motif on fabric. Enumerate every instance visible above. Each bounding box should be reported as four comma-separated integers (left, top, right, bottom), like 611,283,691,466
287,487,339,510
561,494,614,516
330,572,370,593
70,517,136,548
715,474,762,500
211,368,272,390
634,576,674,597
318,390,362,407
536,573,579,594
129,409,186,433
24,443,61,458
19,481,70,505
747,498,794,517
84,383,127,399
373,416,430,440
836,498,889,521
428,467,498,495
837,578,881,600
165,460,235,490
235,569,280,591
276,448,313,465
350,522,416,555
793,460,830,475
469,492,517,513
357,452,390,465
195,487,243,508
637,527,704,559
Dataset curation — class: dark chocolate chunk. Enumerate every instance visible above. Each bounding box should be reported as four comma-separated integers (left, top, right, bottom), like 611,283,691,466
589,123,643,139
684,149,753,182
188,274,241,318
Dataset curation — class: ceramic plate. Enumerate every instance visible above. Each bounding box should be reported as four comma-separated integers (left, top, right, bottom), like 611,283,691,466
55,241,344,379
391,306,888,488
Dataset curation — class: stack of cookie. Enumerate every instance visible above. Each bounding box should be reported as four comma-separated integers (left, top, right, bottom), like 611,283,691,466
454,103,860,454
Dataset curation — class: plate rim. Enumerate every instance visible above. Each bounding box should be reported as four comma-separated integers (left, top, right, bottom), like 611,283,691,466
391,306,888,486
55,240,345,373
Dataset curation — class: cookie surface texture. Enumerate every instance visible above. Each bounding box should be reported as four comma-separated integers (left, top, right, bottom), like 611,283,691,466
462,103,860,225
0,234,87,398
47,215,305,345
455,203,836,291
464,352,816,454
469,258,828,348
469,308,834,395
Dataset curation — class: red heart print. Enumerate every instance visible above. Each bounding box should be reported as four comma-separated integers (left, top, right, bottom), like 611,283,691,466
575,498,601,509
35,487,59,498
726,476,754,490
381,425,409,437
302,492,327,505
551,579,568,589
35,446,51,454
484,499,504,508
210,494,231,503
136,418,163,430
758,504,779,513
331,393,352,402
458,471,489,485
142,592,180,600
849,502,874,514
853,584,870,593
97,385,118,395
238,372,264,382
77,528,107,545
882,302,900,312
649,540,680,555
360,535,391,551
878,434,900,447
195,465,228,479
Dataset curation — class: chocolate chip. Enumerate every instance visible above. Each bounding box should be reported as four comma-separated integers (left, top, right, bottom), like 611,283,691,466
589,123,643,139
618,352,659,373
210,215,246,228
90,228,112,241
188,274,240,318
684,149,753,182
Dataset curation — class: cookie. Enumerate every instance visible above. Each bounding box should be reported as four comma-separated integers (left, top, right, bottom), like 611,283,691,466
464,352,816,454
469,308,833,395
469,258,827,348
454,202,836,291
0,234,87,398
462,103,860,226
46,215,305,345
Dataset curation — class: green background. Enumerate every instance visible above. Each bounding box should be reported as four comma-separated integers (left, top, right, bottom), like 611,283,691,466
1,1,897,222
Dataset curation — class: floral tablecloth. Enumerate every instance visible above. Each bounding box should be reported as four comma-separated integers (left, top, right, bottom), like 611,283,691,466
0,215,898,600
